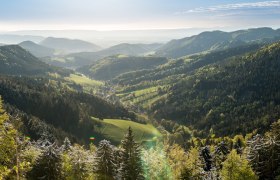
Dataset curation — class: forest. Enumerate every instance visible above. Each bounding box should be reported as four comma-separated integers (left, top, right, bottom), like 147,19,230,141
1,96,280,179
1,25,280,179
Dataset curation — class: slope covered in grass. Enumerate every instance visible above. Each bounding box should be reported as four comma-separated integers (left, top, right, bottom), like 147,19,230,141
92,118,161,144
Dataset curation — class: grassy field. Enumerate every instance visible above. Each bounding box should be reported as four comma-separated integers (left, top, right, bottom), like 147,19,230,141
65,73,104,86
92,118,161,144
64,73,104,93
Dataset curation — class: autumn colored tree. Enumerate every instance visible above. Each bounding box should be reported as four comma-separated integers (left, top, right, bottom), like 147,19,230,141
0,97,17,179
221,149,257,180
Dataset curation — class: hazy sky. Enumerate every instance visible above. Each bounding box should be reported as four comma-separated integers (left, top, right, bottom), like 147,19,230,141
0,0,280,31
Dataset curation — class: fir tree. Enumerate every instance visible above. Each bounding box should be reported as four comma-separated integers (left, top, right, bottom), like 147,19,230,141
214,141,229,170
63,144,91,180
27,143,62,180
94,140,116,180
120,127,144,180
62,137,71,151
200,146,212,171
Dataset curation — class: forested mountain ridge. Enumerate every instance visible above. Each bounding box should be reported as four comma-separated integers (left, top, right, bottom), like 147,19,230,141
0,45,71,76
1,30,280,180
113,43,263,86
40,37,102,54
78,55,168,80
43,43,163,69
18,41,55,57
112,41,280,137
0,76,135,144
154,41,280,136
156,27,280,58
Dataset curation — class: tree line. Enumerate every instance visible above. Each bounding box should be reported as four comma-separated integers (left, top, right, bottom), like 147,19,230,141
1,96,280,179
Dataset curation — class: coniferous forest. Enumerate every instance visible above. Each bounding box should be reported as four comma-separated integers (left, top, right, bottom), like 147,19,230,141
1,1,280,179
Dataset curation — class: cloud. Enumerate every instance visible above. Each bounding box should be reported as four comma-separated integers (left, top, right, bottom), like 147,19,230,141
176,1,280,14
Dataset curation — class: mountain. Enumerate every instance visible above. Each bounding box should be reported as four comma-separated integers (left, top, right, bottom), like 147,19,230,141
78,55,168,80
156,27,280,58
18,41,55,57
40,37,102,54
0,76,134,144
0,34,44,44
42,43,163,69
96,43,162,56
112,41,280,137
0,45,71,76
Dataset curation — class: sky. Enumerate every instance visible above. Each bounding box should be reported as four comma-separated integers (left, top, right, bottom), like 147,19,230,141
0,0,280,31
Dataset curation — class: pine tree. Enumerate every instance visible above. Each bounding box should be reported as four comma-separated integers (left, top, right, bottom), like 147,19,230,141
27,143,62,180
94,140,116,180
221,149,257,180
200,146,212,171
214,141,229,170
120,127,144,180
63,144,91,180
62,137,71,151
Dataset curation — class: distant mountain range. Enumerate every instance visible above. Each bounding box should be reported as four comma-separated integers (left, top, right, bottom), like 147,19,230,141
18,41,55,57
156,27,280,58
78,55,168,80
40,37,102,54
43,43,163,69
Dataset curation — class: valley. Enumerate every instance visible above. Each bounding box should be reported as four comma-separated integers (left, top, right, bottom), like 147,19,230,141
1,27,280,179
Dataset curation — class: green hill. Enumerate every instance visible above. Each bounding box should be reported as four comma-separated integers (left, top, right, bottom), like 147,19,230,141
92,118,161,144
40,37,101,54
0,45,70,76
156,27,280,58
0,76,135,144
19,41,55,57
43,43,163,69
113,41,280,137
78,55,168,80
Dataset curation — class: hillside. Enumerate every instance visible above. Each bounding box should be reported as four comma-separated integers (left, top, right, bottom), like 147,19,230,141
42,43,163,69
92,118,161,144
0,76,135,144
96,43,162,56
0,45,70,76
112,42,280,137
19,41,55,57
78,55,168,80
40,37,101,54
156,27,280,58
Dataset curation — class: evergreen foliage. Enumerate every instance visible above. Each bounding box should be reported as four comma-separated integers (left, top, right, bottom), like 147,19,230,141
94,140,116,180
120,127,144,180
27,143,63,180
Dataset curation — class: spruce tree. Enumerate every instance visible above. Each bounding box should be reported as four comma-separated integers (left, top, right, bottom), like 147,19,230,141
200,146,212,171
62,137,71,151
94,140,116,180
27,143,63,180
119,127,144,180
